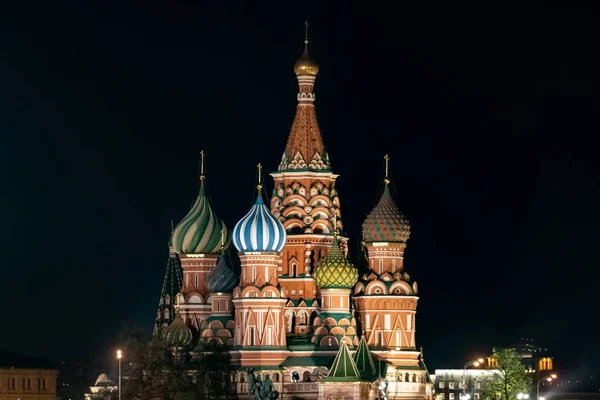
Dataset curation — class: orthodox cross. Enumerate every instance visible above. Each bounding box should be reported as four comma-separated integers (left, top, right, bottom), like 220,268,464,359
257,163,263,190
200,150,205,181
384,154,390,184
304,20,309,44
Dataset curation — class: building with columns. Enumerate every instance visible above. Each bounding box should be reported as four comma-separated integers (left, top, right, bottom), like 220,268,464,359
155,24,433,400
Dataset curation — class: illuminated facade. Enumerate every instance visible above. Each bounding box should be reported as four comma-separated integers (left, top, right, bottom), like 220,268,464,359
0,352,57,400
155,25,433,400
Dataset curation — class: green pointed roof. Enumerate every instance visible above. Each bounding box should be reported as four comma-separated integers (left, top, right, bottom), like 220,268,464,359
313,235,358,289
326,342,361,382
353,336,377,380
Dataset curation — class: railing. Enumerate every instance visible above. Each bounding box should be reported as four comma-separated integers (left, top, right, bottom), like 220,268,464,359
286,382,318,393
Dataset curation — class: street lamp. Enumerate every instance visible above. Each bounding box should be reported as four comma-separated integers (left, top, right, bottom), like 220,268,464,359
537,374,557,400
117,350,122,400
517,393,530,399
463,358,485,394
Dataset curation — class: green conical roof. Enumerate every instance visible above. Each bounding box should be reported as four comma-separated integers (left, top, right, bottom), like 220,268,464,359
326,342,361,382
353,336,377,380
313,235,358,289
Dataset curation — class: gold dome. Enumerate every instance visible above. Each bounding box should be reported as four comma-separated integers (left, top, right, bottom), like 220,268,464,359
294,40,319,76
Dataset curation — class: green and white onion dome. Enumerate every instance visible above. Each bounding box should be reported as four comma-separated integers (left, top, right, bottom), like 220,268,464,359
172,184,231,254
161,311,193,348
313,235,358,290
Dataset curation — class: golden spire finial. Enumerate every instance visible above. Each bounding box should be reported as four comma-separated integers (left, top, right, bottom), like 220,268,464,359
257,163,263,191
220,228,225,249
294,21,319,76
304,20,309,45
384,154,390,184
200,150,205,182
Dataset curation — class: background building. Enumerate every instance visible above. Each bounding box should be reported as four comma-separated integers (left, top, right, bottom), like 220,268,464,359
432,369,498,400
0,350,58,400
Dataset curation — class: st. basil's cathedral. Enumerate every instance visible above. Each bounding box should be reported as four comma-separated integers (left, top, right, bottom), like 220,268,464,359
154,29,434,400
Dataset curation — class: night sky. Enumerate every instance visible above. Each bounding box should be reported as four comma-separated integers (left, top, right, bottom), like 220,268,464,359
2,2,600,370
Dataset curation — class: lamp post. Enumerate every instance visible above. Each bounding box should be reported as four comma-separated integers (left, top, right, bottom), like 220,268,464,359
517,393,530,400
463,358,484,395
117,350,122,400
537,374,557,400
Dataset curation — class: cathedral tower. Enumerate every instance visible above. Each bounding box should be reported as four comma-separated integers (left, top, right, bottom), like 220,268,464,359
231,165,289,367
353,155,432,400
269,23,345,335
312,224,359,348
171,151,232,333
154,227,183,335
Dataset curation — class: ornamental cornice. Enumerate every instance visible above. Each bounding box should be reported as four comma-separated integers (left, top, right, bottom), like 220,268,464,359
366,250,405,258
270,171,339,179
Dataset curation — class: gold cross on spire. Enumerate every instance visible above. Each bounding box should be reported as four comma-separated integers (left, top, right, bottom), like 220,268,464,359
220,227,225,250
175,292,181,313
384,154,390,184
257,163,263,191
304,20,309,44
200,150,205,181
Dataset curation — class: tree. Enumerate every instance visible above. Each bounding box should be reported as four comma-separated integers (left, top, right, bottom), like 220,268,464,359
117,329,232,400
481,349,532,400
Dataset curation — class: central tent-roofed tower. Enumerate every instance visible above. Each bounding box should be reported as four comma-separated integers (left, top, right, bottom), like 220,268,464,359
269,23,347,337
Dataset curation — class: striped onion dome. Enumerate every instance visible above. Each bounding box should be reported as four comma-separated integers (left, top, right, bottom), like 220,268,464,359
206,254,238,293
232,195,287,252
313,235,358,289
161,311,192,348
172,183,231,255
362,184,410,243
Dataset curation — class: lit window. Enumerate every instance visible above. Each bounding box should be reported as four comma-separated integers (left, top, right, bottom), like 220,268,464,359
450,394,455,400
439,382,445,389
449,382,455,389
474,394,480,400
475,382,481,389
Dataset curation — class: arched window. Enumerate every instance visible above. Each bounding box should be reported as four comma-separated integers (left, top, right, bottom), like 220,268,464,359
379,259,383,274
392,259,396,272
290,263,296,277
303,371,311,382
252,267,256,282
195,273,199,288
376,331,383,347
291,371,300,382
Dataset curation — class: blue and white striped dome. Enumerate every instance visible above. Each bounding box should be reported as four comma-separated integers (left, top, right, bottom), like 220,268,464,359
233,195,287,252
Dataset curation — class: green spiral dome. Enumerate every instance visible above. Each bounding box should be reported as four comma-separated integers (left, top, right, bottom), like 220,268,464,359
313,236,358,290
172,183,231,255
